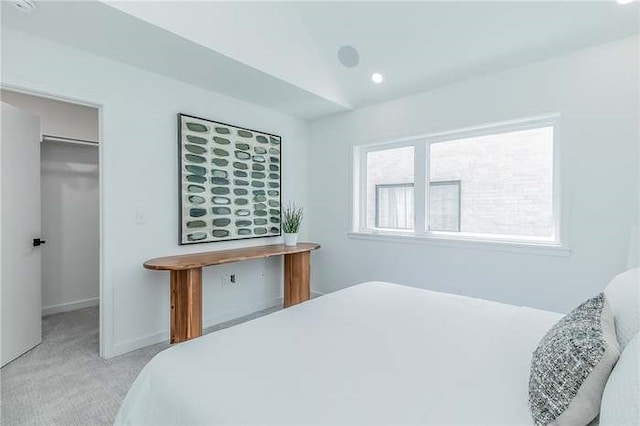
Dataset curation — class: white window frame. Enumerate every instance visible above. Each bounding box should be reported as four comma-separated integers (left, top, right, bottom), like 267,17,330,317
350,114,569,256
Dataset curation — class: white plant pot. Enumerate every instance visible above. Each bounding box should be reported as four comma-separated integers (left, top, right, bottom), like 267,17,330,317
284,232,299,246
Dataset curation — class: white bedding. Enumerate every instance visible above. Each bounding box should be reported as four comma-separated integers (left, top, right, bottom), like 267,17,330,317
115,282,561,425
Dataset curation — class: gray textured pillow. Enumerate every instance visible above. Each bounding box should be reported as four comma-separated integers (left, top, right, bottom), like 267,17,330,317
529,293,620,426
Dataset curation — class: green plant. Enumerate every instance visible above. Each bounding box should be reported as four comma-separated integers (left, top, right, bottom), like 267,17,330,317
282,202,304,233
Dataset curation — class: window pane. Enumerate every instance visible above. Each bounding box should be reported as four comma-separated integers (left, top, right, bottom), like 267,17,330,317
366,146,414,229
429,181,460,232
429,126,554,238
376,184,414,229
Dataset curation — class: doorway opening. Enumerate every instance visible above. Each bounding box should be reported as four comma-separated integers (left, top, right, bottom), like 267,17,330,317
1,89,101,365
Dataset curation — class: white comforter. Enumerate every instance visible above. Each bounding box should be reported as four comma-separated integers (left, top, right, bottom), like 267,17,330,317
115,282,561,425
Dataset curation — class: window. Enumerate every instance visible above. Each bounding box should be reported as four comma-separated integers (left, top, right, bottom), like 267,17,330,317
353,116,560,247
429,126,554,238
365,146,414,230
374,181,460,231
429,181,461,232
375,184,414,229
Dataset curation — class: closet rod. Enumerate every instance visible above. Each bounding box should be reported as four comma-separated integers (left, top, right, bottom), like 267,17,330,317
41,134,98,147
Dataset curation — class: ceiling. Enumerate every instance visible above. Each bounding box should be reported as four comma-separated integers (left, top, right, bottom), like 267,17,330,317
2,1,638,120
1,1,349,118
294,1,640,108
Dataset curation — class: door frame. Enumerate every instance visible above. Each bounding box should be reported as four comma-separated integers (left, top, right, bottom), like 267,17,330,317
0,84,108,358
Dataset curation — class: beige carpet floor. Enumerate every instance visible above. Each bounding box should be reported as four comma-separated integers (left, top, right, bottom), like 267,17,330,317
0,305,279,426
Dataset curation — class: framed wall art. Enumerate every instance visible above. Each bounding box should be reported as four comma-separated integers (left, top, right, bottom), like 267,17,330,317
178,113,282,244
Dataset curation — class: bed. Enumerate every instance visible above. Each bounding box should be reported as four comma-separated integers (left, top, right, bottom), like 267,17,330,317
115,282,564,425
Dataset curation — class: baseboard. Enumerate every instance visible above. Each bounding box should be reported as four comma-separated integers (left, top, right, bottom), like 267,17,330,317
42,297,99,317
262,291,323,310
111,330,170,358
201,296,282,330
109,292,327,358
110,296,283,358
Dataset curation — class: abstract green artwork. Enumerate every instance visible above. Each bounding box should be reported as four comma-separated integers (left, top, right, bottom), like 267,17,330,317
179,114,281,244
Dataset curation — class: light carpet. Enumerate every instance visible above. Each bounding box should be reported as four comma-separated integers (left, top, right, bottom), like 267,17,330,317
0,305,279,426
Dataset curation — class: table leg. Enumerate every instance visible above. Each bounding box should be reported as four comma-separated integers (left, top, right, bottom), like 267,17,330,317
284,251,311,308
170,267,202,343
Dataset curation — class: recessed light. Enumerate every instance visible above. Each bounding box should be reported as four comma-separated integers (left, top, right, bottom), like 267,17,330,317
616,0,635,4
13,0,36,13
371,73,384,84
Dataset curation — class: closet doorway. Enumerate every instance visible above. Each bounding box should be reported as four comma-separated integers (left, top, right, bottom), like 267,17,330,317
1,89,101,365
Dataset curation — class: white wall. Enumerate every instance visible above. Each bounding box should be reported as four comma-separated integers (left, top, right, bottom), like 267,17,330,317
0,90,99,142
1,29,309,358
308,36,639,314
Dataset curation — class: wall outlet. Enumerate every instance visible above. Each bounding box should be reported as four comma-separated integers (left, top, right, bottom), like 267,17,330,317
222,273,238,286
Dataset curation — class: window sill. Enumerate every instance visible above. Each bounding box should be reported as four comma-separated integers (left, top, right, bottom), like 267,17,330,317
347,231,571,257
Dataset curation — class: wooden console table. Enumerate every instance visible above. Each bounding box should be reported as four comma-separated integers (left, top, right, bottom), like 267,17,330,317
144,243,320,344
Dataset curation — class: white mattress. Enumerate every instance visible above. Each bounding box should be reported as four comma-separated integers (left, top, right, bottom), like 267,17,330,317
115,282,562,425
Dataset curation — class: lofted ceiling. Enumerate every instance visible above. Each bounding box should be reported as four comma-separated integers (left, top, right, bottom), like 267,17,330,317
2,1,639,120
293,1,640,108
1,0,349,118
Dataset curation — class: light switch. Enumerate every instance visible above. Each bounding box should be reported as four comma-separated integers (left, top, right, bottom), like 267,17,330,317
135,211,147,225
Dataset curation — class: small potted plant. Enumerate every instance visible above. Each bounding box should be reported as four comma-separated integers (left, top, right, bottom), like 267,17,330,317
282,202,304,246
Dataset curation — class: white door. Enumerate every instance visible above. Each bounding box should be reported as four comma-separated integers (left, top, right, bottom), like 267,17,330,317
1,102,42,367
